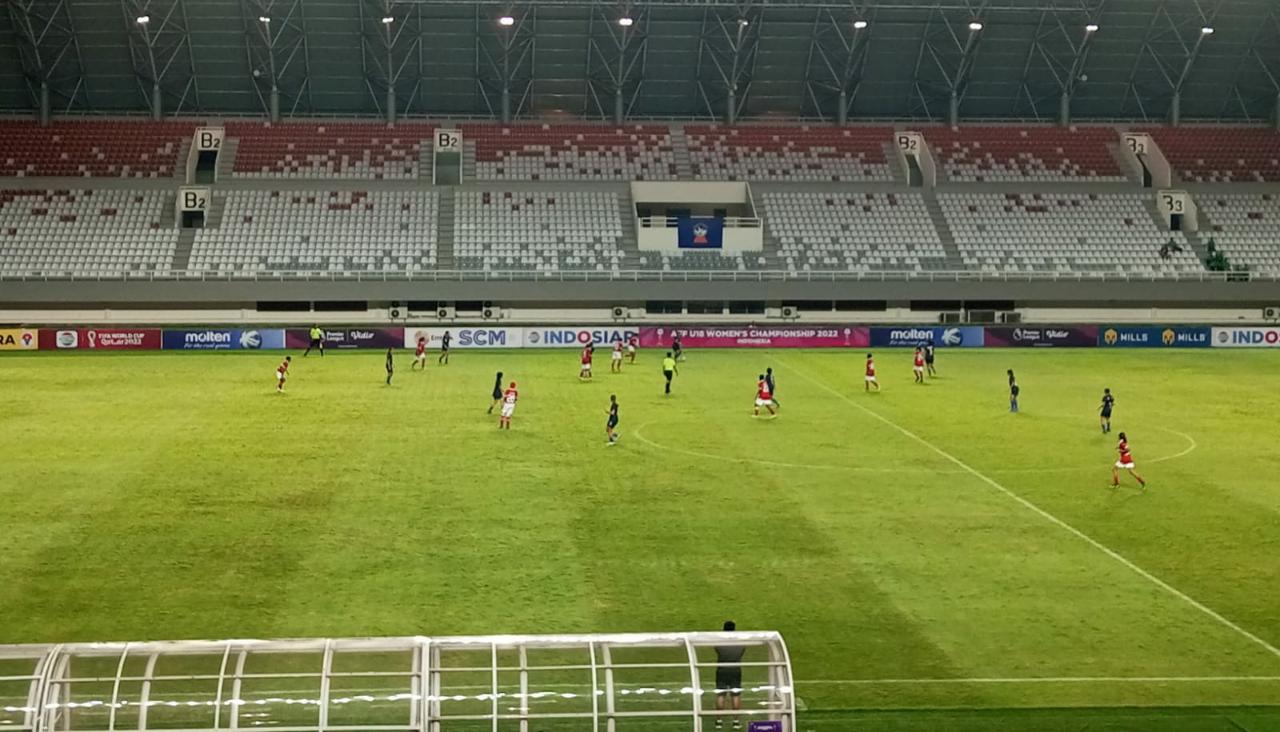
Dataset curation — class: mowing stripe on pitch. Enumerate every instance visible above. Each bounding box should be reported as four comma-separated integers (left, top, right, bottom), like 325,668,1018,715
775,356,1280,663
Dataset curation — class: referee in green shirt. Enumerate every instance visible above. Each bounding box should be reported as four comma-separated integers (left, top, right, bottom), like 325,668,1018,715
661,352,677,395
304,325,325,357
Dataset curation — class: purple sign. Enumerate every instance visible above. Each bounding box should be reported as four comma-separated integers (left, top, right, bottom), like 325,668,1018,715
748,722,783,732
984,326,1098,348
285,328,405,349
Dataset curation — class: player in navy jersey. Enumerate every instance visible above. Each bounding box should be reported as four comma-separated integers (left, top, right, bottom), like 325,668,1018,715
924,342,936,377
488,371,505,414
605,395,620,445
1008,369,1019,413
384,348,394,385
764,367,778,408
1099,388,1115,433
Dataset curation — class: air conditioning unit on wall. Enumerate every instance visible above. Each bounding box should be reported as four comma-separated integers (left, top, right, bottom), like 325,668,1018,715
611,306,627,321
781,305,798,320
389,306,404,320
436,306,455,320
1265,306,1280,321
482,306,500,320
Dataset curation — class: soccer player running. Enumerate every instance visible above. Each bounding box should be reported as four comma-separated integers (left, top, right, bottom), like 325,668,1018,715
411,336,428,371
662,352,678,395
303,325,324,357
924,341,937,377
579,344,594,381
864,353,880,391
498,381,518,429
438,330,451,365
488,371,505,414
1099,388,1115,433
1111,432,1147,489
672,333,685,362
626,334,639,364
384,348,394,386
275,356,291,393
764,367,778,409
611,339,624,373
754,374,777,418
913,347,925,384
713,620,745,730
605,395,620,445
1008,369,1020,413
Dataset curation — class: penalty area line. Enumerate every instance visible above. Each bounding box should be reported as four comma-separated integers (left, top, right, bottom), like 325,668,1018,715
773,356,1280,664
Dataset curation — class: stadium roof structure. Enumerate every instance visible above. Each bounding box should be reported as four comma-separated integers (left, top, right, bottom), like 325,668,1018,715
0,632,797,732
1,0,1279,125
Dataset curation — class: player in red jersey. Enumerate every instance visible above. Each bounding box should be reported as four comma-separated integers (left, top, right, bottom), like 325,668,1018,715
626,334,639,364
579,344,594,381
499,382,518,429
1110,432,1147,489
864,353,880,391
753,374,777,418
611,340,624,373
912,347,925,384
411,336,428,371
275,356,291,393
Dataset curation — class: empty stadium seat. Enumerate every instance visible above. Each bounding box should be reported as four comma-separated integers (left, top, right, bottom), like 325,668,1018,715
636,249,769,273
685,125,893,182
464,124,676,181
227,122,431,179
0,120,192,178
0,189,177,275
1145,127,1280,183
454,190,624,271
1198,193,1280,273
939,192,1202,276
190,190,437,274
928,126,1125,182
762,191,947,272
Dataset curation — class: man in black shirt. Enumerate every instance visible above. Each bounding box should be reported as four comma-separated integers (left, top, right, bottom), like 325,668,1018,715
764,367,778,409
385,348,394,385
438,331,452,364
488,371,505,414
714,620,745,729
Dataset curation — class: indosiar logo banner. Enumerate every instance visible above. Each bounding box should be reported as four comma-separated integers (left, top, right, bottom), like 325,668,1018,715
524,327,638,348
163,329,286,350
0,328,38,350
676,217,724,249
404,327,524,349
870,326,985,348
1211,326,1280,348
1099,326,1210,348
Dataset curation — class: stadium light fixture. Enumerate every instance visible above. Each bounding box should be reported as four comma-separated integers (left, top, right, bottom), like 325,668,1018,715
258,15,270,23
135,15,150,25
498,15,515,27
1085,23,1099,33
738,18,750,27
381,16,394,24
1200,25,1214,35
618,16,634,27
968,21,984,31
853,19,868,30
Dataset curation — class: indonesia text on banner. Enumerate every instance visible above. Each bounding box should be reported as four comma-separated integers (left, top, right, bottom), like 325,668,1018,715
523,327,638,348
40,328,162,350
1098,326,1210,348
639,325,870,348
284,328,402,349
403,326,524,349
162,329,286,350
984,326,1097,347
0,328,38,350
870,326,985,347
676,217,724,249
1211,326,1280,348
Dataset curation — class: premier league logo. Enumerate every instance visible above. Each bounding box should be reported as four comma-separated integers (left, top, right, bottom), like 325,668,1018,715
691,222,710,245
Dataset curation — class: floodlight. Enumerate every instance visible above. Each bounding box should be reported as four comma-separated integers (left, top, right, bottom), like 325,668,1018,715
1085,23,1099,32
382,16,394,24
258,16,270,23
853,20,868,29
1200,25,1214,34
968,21,984,31
135,15,150,24
738,18,749,27
498,15,515,26
618,16,634,27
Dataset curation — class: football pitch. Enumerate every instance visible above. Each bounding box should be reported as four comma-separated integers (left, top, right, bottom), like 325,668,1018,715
2,347,1279,731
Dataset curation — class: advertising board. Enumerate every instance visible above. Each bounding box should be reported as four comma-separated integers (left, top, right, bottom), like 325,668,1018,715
0,328,38,350
869,326,985,348
524,327,639,348
403,327,524,349
984,326,1098,347
41,328,162,350
1211,326,1280,348
163,329,286,350
638,325,869,348
1098,326,1210,348
284,328,403,349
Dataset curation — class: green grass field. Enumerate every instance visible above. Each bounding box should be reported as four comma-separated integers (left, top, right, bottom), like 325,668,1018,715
2,347,1279,731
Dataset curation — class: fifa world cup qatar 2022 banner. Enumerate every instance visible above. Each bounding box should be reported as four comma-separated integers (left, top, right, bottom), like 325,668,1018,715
984,326,1098,347
284,328,403,349
639,325,870,348
41,328,162,350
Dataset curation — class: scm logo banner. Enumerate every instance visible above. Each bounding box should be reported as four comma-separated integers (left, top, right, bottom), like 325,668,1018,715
0,328,38,350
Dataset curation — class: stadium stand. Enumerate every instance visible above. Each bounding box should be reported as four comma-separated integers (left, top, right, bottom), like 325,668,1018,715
927,126,1126,182
0,189,177,275
635,248,770,272
939,192,1203,276
1198,193,1280,273
762,191,948,272
463,124,677,180
0,120,191,178
454,190,624,271
685,125,893,181
226,122,430,179
1145,127,1280,183
189,190,437,273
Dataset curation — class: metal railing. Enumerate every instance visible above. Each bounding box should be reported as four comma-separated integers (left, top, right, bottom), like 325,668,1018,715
0,268,1273,284
637,216,763,228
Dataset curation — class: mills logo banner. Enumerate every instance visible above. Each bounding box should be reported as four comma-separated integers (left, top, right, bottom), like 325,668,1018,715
1099,326,1210,348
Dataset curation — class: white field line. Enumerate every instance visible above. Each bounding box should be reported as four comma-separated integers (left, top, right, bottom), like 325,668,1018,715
801,676,1280,685
774,356,1280,663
